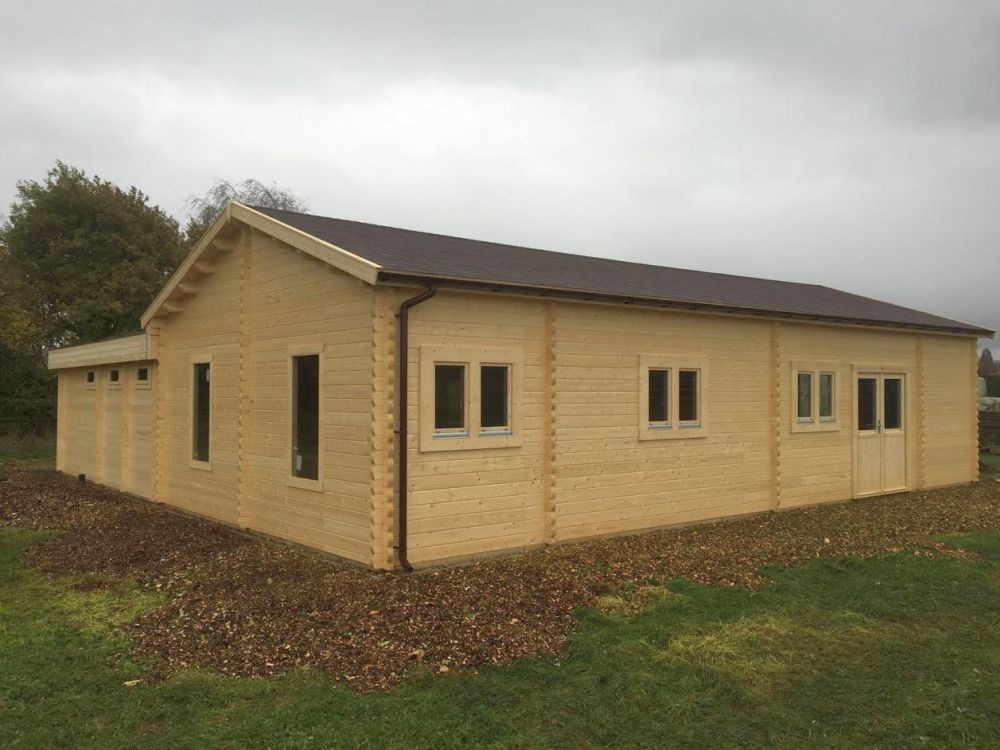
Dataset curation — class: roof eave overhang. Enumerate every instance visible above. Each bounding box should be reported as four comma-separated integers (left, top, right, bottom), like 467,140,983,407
376,271,994,338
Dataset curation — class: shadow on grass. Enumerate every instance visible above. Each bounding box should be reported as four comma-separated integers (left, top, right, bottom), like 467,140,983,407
2,527,999,749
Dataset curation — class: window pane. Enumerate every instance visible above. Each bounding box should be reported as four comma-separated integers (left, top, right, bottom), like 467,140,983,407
137,367,149,382
86,371,95,383
193,363,211,461
797,372,812,419
678,370,698,423
857,377,876,431
480,365,508,429
884,378,902,430
648,369,669,423
819,373,834,419
292,354,320,479
110,369,119,383
435,364,465,430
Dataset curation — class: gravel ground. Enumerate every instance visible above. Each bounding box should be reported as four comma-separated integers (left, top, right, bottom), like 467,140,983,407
2,467,999,691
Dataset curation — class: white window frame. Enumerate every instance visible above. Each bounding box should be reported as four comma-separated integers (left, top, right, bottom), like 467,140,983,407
419,346,523,452
287,344,325,492
790,361,840,433
638,354,709,440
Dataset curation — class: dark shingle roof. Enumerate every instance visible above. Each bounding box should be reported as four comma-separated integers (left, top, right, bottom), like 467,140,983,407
252,206,991,336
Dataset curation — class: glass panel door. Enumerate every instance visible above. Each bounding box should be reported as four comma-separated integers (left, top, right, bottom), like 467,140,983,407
857,377,877,431
883,377,903,430
881,375,906,491
855,372,906,496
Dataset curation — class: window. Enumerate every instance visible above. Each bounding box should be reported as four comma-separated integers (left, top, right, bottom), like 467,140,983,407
638,356,709,440
791,363,840,433
291,354,320,480
134,365,152,390
819,373,834,420
434,364,466,433
109,369,120,388
192,362,211,463
797,372,812,421
648,369,669,425
420,347,523,451
480,365,509,432
85,370,96,387
678,370,700,425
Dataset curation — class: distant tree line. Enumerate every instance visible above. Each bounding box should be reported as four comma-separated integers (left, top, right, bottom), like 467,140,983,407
0,163,306,434
979,348,1000,398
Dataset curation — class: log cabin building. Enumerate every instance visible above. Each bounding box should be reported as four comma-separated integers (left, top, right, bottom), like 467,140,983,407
48,203,992,569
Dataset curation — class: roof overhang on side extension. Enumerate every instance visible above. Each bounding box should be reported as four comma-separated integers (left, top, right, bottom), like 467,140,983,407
47,332,152,370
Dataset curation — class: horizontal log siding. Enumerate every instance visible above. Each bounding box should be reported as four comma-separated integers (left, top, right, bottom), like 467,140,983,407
58,368,98,480
552,303,772,540
155,246,242,525
127,372,156,498
242,233,375,565
778,324,919,507
101,384,123,486
56,363,155,497
924,335,978,487
396,289,548,564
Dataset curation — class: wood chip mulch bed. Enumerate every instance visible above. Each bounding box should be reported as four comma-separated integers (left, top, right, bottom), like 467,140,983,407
1,467,999,691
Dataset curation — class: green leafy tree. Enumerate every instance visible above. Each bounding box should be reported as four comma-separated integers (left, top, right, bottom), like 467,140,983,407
1,162,184,346
0,164,184,432
183,178,307,247
0,245,53,433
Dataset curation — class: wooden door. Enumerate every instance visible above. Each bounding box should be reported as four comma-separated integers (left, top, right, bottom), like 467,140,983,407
855,372,907,497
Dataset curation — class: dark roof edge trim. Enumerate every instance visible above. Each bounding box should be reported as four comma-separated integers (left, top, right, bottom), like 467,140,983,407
377,272,993,337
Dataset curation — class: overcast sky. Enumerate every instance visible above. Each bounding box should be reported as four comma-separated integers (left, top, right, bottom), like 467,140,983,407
2,1,998,344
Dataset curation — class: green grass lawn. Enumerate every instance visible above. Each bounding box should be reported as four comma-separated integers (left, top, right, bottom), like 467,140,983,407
2,528,1000,748
0,434,56,469
981,451,1000,474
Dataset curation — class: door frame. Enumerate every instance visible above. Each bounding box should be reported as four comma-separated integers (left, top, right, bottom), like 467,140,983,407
851,364,915,499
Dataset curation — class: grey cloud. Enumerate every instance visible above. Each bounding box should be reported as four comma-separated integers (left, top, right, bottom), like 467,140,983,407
1,1,997,342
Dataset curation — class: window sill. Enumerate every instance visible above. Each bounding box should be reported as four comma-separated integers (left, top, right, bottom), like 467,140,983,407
639,424,708,441
434,431,469,440
287,475,324,492
421,431,523,453
790,420,840,434
189,460,212,471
